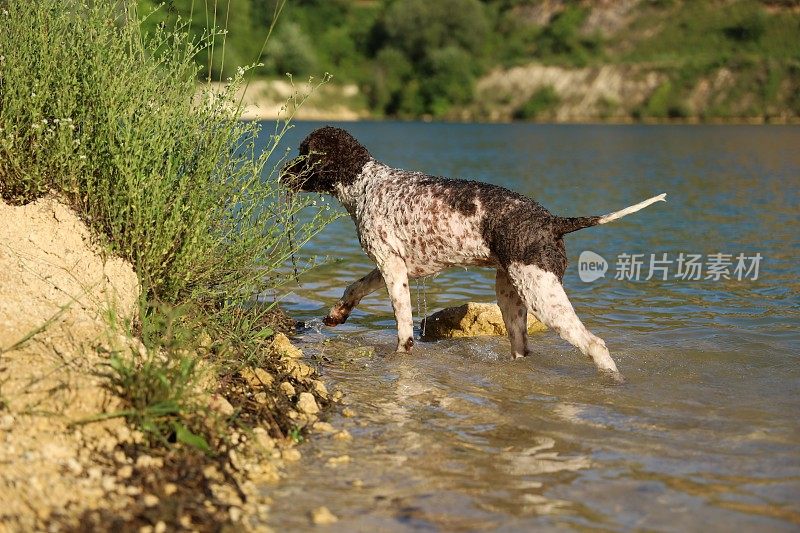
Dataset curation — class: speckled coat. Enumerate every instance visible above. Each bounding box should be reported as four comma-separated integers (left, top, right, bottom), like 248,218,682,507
281,126,666,377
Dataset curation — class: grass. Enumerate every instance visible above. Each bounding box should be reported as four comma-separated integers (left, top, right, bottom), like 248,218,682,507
0,0,333,452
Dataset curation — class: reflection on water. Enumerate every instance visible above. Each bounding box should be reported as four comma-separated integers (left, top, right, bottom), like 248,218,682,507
265,123,800,531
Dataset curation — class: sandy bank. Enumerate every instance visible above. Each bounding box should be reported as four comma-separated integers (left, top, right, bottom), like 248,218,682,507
0,196,342,530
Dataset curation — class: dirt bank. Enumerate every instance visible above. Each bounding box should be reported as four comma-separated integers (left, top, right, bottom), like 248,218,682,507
0,196,339,530
0,196,140,528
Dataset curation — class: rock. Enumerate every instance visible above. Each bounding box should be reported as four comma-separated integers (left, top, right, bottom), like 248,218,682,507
283,359,314,381
310,379,329,399
229,506,242,522
117,465,133,479
163,483,178,496
310,506,338,525
197,331,213,351
326,455,350,467
333,430,352,441
253,429,275,451
143,494,159,507
342,407,357,418
208,394,235,417
297,392,319,415
0,414,14,430
420,302,546,340
240,367,274,388
271,332,303,359
279,381,296,398
312,421,336,434
154,521,167,533
281,448,301,462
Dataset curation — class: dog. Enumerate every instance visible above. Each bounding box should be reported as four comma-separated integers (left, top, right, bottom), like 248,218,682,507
281,126,665,376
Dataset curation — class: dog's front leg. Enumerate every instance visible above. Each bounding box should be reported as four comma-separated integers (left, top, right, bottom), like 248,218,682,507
378,255,414,353
324,268,384,326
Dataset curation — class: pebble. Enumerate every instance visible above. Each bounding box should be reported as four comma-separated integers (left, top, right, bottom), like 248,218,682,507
240,367,274,388
253,429,275,451
311,380,328,399
66,457,83,475
208,394,235,417
229,506,242,522
143,494,159,507
101,476,116,491
333,430,352,441
326,455,351,468
163,482,178,496
332,390,343,402
117,465,133,479
297,392,319,415
135,454,163,468
312,421,336,434
280,381,296,397
281,448,301,462
0,414,14,430
342,407,357,418
154,521,167,533
310,506,338,525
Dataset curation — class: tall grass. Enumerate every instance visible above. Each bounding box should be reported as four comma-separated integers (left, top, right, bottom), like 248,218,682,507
0,0,329,309
0,0,332,447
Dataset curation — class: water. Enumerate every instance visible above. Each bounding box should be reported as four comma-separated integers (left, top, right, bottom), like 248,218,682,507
263,122,800,531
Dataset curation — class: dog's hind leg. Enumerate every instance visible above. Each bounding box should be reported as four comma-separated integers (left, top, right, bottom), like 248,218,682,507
496,268,530,359
324,268,384,326
506,262,619,374
378,255,415,353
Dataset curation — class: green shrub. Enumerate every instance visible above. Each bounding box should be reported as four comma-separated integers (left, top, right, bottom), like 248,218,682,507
0,0,330,309
514,86,561,120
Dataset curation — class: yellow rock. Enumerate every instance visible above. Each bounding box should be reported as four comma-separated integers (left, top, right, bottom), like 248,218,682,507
271,332,303,359
310,506,338,525
420,302,546,340
240,367,274,388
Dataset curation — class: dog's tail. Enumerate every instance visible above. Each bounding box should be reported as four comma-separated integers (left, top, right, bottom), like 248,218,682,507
553,193,667,236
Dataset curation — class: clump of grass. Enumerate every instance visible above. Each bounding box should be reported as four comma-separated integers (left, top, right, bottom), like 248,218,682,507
96,304,212,451
0,0,332,449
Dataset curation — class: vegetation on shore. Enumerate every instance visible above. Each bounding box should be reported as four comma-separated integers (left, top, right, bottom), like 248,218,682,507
138,0,800,122
0,0,336,528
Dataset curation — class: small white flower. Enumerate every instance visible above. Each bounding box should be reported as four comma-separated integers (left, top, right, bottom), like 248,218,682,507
42,119,48,124
31,92,36,98
79,155,86,160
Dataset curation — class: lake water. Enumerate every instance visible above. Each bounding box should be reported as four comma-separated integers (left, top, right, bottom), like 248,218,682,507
263,122,799,531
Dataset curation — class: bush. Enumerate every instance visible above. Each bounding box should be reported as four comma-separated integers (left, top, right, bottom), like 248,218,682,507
0,0,330,330
514,86,561,120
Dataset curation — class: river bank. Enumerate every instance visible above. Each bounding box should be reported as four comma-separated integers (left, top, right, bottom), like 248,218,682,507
0,196,342,530
225,61,800,124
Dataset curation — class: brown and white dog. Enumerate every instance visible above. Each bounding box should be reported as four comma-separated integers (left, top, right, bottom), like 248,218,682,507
281,126,665,377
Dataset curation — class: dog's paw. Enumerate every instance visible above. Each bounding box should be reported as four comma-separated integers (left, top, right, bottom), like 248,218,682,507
323,314,345,327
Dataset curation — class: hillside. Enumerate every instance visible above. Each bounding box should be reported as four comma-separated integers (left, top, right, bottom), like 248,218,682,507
148,0,800,122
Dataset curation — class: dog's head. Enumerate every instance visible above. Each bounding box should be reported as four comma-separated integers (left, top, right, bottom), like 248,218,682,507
280,126,372,194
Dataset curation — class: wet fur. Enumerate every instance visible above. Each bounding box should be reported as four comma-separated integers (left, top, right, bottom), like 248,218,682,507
282,126,664,376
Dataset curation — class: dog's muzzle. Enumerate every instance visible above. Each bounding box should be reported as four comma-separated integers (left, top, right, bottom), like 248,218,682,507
279,157,305,192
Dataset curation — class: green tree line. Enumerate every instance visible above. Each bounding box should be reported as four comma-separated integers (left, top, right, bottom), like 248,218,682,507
138,0,800,120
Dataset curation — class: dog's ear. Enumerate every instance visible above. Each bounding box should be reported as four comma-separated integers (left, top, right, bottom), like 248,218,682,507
297,127,371,193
